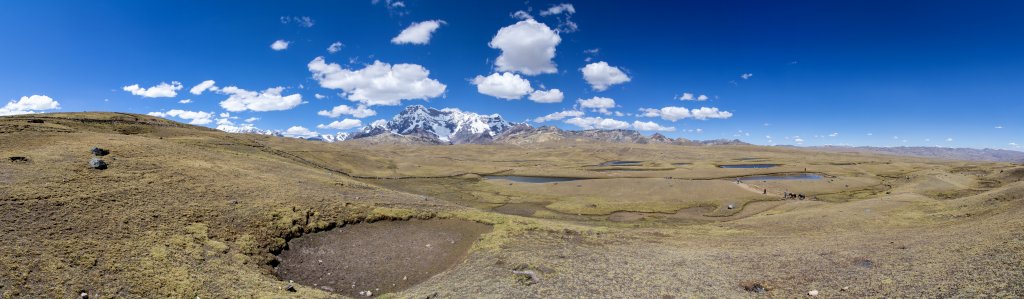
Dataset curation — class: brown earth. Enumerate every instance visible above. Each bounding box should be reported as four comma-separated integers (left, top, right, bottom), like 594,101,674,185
275,219,491,297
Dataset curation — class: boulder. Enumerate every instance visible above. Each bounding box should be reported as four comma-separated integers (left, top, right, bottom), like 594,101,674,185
91,147,110,156
89,158,108,170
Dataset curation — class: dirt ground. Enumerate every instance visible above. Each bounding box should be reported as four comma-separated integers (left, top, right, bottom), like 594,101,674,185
275,219,491,297
1,112,1023,298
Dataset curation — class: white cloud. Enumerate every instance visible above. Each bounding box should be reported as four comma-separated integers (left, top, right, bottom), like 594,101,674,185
392,20,445,45
565,116,630,130
581,61,631,91
794,138,805,143
283,126,319,138
528,89,564,103
147,109,213,125
472,72,533,100
178,99,192,104
318,104,377,118
639,106,690,121
690,107,733,120
317,119,363,130
946,138,953,142
0,95,61,116
639,106,733,121
244,117,259,123
327,41,343,53
741,73,753,80
829,132,839,137
280,16,315,27
271,40,290,51
123,81,182,98
533,110,583,123
314,93,326,100
632,121,675,132
679,92,708,101
190,80,217,95
995,125,1003,129
577,96,616,114
511,10,532,20
538,3,577,33
308,57,446,106
490,19,561,75
218,86,302,112
697,94,709,101
539,3,575,16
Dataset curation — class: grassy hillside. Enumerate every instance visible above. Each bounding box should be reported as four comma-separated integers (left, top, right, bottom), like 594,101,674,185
1,112,1022,298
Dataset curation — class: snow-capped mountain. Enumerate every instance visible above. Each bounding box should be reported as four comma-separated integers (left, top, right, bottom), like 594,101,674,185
350,105,524,144
304,132,350,143
216,124,284,137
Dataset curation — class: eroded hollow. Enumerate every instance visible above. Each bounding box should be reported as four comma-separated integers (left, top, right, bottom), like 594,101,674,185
274,219,491,297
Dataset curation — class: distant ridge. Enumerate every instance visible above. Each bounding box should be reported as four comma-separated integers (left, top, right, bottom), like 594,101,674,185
807,145,1024,163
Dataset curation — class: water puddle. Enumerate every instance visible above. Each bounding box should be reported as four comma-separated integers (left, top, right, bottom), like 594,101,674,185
484,176,586,183
718,164,780,169
737,173,823,181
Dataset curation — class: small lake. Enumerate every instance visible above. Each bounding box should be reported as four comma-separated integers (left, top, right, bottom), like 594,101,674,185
484,176,586,183
718,164,780,169
599,160,644,166
738,173,823,181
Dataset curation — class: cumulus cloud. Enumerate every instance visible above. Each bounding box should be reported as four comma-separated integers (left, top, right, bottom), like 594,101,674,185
317,119,363,130
577,96,616,114
190,80,217,95
218,86,303,112
490,19,561,75
632,121,675,132
581,61,630,91
271,40,290,51
528,89,564,103
690,107,733,120
318,104,376,118
123,81,182,98
392,20,445,45
639,106,732,121
565,116,630,130
472,72,533,100
532,110,583,123
327,41,343,53
0,95,61,116
679,92,708,101
741,73,753,79
283,126,319,138
308,57,446,106
147,109,214,125
178,99,192,104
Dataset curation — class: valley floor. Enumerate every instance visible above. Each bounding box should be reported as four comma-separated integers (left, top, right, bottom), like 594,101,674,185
1,113,1023,298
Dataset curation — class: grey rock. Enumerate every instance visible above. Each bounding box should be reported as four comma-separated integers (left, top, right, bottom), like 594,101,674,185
89,158,107,170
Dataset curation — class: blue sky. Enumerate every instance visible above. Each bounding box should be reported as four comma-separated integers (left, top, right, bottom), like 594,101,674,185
1,1,1021,149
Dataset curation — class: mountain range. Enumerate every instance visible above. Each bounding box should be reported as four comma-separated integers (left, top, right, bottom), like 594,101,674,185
215,105,1024,163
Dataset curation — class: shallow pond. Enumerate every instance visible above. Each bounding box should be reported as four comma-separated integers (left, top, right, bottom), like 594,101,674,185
484,175,586,183
718,164,780,169
599,160,644,166
737,173,823,181
275,219,491,297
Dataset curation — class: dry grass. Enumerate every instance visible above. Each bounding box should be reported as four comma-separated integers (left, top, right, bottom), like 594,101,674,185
1,112,1022,298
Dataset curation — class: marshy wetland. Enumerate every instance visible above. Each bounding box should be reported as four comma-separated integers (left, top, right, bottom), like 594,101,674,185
2,113,1023,298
